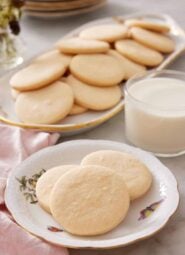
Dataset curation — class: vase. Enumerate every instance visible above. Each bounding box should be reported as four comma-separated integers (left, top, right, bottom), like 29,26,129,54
0,28,24,74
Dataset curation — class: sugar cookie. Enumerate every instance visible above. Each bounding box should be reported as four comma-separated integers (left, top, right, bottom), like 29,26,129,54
56,37,110,54
36,165,77,213
130,27,175,53
66,75,122,110
81,150,152,200
79,24,128,42
15,81,74,124
50,165,130,236
125,19,170,33
11,88,20,100
115,39,163,66
70,54,125,87
35,49,72,68
69,103,87,115
108,49,146,80
10,52,67,91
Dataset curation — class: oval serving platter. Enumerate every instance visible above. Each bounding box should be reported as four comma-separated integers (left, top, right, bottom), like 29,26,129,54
5,140,179,249
0,13,185,135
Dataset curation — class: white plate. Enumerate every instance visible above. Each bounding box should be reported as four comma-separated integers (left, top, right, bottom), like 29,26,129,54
1,13,185,135
5,139,179,249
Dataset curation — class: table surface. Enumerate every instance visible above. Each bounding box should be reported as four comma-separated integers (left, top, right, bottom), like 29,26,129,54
21,1,185,254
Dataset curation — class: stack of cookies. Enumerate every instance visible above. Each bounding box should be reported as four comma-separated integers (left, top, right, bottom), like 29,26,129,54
36,150,152,236
10,18,175,125
23,0,107,18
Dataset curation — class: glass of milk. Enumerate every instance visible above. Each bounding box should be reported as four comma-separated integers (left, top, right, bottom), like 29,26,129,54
125,70,185,157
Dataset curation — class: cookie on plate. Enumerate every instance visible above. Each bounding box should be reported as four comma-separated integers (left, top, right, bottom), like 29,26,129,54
35,49,73,68
108,49,146,80
56,37,110,54
125,19,170,33
81,150,152,200
130,27,175,53
10,51,67,91
69,103,87,115
50,165,130,236
79,24,128,42
11,88,20,100
70,53,125,87
115,39,164,66
66,75,122,110
15,81,74,124
36,165,77,213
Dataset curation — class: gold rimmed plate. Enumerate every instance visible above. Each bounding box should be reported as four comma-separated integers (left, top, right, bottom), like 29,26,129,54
0,13,185,134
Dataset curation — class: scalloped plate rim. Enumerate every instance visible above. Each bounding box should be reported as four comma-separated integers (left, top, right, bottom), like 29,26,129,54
5,139,179,249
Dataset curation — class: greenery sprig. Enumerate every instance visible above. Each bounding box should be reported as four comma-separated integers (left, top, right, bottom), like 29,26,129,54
0,0,24,35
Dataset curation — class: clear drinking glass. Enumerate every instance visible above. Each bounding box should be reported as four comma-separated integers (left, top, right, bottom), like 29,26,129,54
124,70,185,157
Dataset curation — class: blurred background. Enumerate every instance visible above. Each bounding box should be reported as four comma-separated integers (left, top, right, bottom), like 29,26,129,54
0,0,184,71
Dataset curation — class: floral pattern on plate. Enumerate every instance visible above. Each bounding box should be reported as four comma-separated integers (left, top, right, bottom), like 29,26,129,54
138,199,165,220
16,169,46,204
5,140,179,248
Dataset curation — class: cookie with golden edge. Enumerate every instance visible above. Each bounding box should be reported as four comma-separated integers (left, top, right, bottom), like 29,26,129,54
10,51,67,91
115,39,164,66
130,27,175,53
11,88,20,100
36,165,77,213
125,19,170,33
56,37,110,54
15,81,74,124
108,49,146,80
50,165,130,236
70,53,125,87
66,75,122,110
79,24,128,42
69,103,87,115
81,150,152,201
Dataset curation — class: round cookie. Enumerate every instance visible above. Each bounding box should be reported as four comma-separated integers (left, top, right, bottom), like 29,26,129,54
66,75,122,110
70,54,125,87
11,88,20,100
15,81,74,124
125,19,170,33
35,49,72,68
10,52,67,91
130,27,175,53
36,165,77,213
50,165,130,236
81,150,152,201
56,37,110,54
69,104,87,115
79,24,128,42
115,39,164,66
108,49,146,80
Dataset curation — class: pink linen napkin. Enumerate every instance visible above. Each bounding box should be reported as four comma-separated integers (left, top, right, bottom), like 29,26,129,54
0,124,69,255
